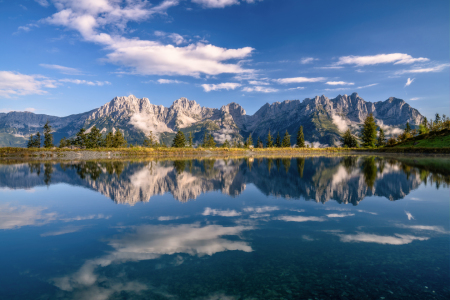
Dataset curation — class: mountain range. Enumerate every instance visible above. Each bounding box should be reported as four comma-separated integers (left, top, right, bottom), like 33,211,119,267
0,93,424,147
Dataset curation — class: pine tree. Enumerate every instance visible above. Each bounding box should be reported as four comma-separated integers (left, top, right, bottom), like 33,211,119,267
59,137,69,148
188,132,194,148
74,128,87,147
275,132,282,147
405,122,411,134
43,120,53,148
172,130,186,148
143,131,158,148
341,129,358,148
35,132,41,148
282,130,290,147
112,130,127,148
104,132,114,147
376,128,386,147
207,134,216,147
266,130,273,147
360,113,377,148
201,132,208,147
246,133,253,148
256,136,261,148
86,126,102,148
296,126,305,148
222,139,230,148
27,134,34,148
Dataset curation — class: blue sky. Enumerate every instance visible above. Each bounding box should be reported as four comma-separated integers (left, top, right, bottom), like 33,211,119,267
0,0,448,119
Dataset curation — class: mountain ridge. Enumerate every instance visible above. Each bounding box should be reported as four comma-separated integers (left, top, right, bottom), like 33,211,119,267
0,93,423,147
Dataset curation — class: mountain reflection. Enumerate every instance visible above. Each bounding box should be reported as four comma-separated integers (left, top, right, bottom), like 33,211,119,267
0,156,448,205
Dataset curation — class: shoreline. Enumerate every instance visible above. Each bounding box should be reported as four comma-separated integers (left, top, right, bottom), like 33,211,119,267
1,147,450,162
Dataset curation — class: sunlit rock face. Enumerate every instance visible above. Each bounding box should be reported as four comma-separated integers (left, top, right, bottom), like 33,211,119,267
0,156,434,206
0,93,423,147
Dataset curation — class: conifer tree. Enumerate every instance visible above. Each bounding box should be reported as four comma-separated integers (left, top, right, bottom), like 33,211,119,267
27,134,34,148
360,113,377,148
172,130,186,148
341,129,358,148
275,132,282,147
246,133,253,148
266,130,273,147
143,131,159,148
376,128,386,147
296,126,305,148
104,132,114,147
207,134,216,147
282,130,291,147
256,136,261,148
74,128,87,147
59,137,69,148
188,132,193,148
201,132,208,147
405,122,411,134
35,132,41,148
222,139,230,148
112,130,127,148
43,120,53,148
86,126,102,148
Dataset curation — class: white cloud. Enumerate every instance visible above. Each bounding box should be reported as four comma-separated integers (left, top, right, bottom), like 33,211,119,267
25,107,36,112
157,216,184,221
248,80,269,85
274,77,326,84
242,86,278,93
405,78,414,87
405,211,415,220
326,81,354,86
168,33,184,45
331,114,349,132
395,224,448,234
202,82,241,92
287,86,305,91
356,83,378,89
300,57,317,64
243,206,279,213
41,225,86,237
34,0,49,7
202,207,242,217
0,71,57,98
39,63,83,75
335,53,429,66
157,79,186,84
395,63,450,75
335,232,429,245
192,0,240,8
0,204,57,230
275,215,326,222
44,0,254,77
409,97,420,101
59,79,111,86
326,213,355,218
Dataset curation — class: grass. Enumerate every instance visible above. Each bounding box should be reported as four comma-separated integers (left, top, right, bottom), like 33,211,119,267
390,129,450,148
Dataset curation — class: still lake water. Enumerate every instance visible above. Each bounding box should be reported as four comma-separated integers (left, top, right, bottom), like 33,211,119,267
0,156,448,300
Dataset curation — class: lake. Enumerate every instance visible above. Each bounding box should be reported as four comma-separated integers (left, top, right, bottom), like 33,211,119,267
0,155,448,300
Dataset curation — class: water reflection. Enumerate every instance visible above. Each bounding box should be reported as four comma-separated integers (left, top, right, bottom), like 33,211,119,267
1,156,448,206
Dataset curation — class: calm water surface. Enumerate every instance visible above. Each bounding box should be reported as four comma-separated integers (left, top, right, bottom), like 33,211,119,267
0,156,449,300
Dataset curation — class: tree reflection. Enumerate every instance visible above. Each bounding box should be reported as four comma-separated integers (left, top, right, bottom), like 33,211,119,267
361,157,377,188
296,158,305,178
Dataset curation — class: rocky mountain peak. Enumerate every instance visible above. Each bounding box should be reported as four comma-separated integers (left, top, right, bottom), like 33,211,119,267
221,102,246,116
170,97,199,111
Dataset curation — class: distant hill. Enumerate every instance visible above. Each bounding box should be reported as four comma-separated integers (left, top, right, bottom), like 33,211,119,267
0,93,423,147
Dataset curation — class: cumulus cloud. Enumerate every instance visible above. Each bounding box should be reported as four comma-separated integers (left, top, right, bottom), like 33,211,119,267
331,114,349,132
248,80,269,85
202,207,241,217
39,63,83,75
275,215,326,222
405,211,414,220
300,57,317,64
335,232,429,245
202,82,241,92
395,63,450,75
34,0,49,7
326,81,354,85
335,53,429,66
326,213,355,218
274,77,326,84
242,86,278,93
0,71,57,98
157,79,186,84
59,79,111,86
405,78,414,87
192,0,240,8
43,0,254,77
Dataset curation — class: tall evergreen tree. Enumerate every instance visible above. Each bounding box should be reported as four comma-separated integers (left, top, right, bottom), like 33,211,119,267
341,129,358,148
86,126,102,148
376,128,386,147
188,132,194,148
27,134,35,148
43,120,53,148
201,132,208,147
59,137,70,148
222,139,230,148
35,132,41,148
256,136,262,148
143,131,158,147
296,126,305,147
275,132,282,147
104,132,114,147
207,134,216,147
172,130,186,148
266,130,273,147
405,122,411,134
112,130,127,148
360,113,377,148
73,128,87,147
246,133,253,148
282,130,291,147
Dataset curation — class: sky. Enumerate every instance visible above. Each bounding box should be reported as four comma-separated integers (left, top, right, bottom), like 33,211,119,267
0,0,448,119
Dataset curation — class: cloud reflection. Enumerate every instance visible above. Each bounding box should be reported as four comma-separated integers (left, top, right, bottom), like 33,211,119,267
335,232,429,245
0,204,57,230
